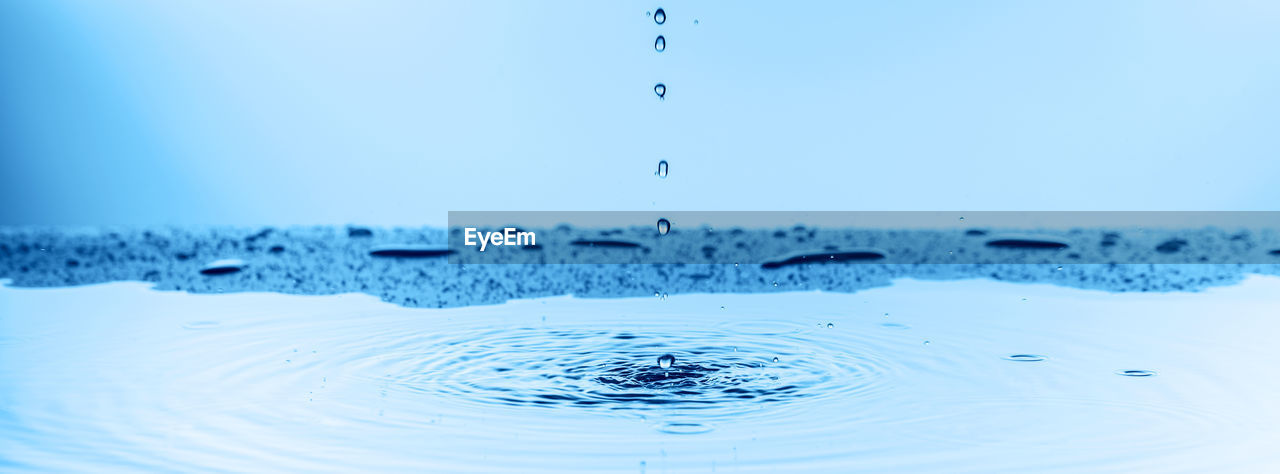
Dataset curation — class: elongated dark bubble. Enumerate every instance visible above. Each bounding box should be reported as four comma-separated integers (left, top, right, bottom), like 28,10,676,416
1003,354,1047,362
654,8,666,25
985,237,1070,250
657,218,671,236
655,35,665,52
654,83,666,99
761,250,887,269
657,160,668,178
569,239,642,248
199,259,245,276
369,245,454,258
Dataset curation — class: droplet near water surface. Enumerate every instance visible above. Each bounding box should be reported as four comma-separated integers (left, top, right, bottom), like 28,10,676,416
653,8,666,25
657,219,671,235
654,36,666,52
656,160,668,178
654,83,666,99
658,354,675,369
1117,370,1157,377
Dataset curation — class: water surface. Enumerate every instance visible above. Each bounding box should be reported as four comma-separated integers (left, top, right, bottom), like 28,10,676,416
2,278,1278,472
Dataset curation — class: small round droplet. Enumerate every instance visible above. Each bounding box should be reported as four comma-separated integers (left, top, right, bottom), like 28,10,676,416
656,160,668,178
1117,369,1157,377
658,354,675,369
923,340,931,345
654,8,666,25
1004,354,1046,362
826,323,835,328
654,83,666,99
655,35,666,52
693,19,699,25
771,356,780,363
657,218,671,235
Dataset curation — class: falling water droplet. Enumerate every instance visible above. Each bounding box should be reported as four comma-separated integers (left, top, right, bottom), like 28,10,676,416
654,83,666,99
826,323,835,328
657,160,668,178
772,356,780,363
658,354,675,369
655,35,666,52
657,218,671,235
654,8,666,25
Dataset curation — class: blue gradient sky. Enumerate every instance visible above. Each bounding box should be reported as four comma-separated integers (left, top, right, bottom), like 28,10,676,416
3,1,1279,226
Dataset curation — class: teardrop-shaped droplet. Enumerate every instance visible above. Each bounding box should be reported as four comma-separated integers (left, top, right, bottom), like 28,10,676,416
654,83,666,99
658,354,675,369
657,218,671,235
772,356,780,363
657,160,668,178
654,8,666,25
655,35,666,52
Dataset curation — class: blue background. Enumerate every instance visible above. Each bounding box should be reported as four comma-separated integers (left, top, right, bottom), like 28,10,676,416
3,1,1279,226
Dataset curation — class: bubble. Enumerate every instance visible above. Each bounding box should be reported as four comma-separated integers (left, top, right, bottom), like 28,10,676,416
654,83,666,99
772,356,780,363
1004,354,1047,362
658,354,675,369
654,8,666,25
657,218,671,235
655,35,666,52
1117,370,1157,377
656,160,668,178
199,259,246,276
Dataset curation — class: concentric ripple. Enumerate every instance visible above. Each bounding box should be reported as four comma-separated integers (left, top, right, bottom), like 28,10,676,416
351,322,892,418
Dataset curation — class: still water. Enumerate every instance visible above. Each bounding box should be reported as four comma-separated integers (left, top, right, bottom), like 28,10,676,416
3,277,1279,472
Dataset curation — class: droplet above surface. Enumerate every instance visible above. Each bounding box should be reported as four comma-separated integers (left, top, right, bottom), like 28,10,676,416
656,160,668,178
654,83,666,99
658,354,675,369
657,219,671,235
654,8,666,25
654,35,666,52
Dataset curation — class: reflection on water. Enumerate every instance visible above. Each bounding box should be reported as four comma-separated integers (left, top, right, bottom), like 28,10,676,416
2,277,1279,472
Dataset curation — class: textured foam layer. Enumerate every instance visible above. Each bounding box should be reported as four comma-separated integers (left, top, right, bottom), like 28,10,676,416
2,226,1278,307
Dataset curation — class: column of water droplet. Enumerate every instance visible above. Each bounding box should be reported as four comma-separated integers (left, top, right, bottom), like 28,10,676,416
650,7,670,237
